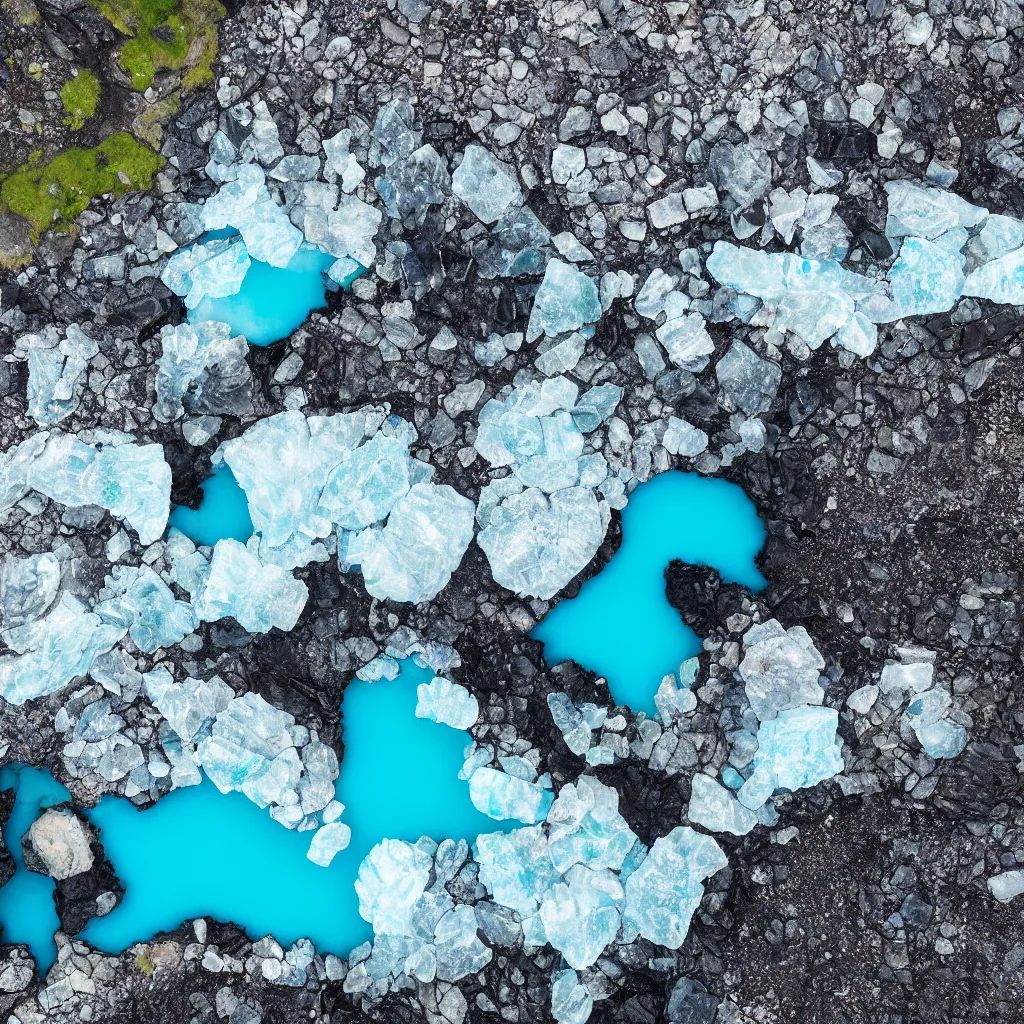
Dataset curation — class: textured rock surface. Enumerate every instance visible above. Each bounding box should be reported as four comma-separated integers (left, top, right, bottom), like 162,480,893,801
1,0,1024,1020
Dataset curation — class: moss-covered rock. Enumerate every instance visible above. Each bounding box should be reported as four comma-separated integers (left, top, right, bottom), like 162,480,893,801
90,0,225,93
0,133,165,239
60,69,102,130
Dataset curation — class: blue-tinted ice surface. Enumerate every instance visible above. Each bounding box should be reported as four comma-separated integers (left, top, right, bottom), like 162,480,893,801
187,239,337,346
532,471,766,714
0,766,71,973
168,465,254,547
75,661,511,955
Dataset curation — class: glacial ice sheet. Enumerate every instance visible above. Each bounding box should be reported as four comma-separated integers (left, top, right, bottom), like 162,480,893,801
621,826,728,949
22,433,171,545
477,485,610,601
193,539,308,633
154,320,253,422
17,324,99,427
342,482,475,604
451,144,523,224
0,594,125,705
739,619,825,721
526,260,602,342
416,677,479,730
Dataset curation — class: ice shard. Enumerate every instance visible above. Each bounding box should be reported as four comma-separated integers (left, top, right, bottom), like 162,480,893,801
193,539,308,633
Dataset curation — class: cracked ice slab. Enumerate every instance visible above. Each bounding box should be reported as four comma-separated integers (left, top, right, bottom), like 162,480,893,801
451,144,523,224
161,235,251,310
477,485,610,601
17,324,99,427
706,240,887,350
154,320,253,422
687,773,758,835
739,619,825,721
742,704,844,800
342,482,475,604
193,539,308,633
526,260,602,342
469,767,552,824
356,839,433,937
95,566,198,653
0,594,125,705
12,432,172,545
621,827,727,949
216,408,399,569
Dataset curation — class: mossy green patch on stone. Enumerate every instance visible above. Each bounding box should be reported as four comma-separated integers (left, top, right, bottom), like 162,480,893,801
0,133,165,239
91,0,225,93
60,69,102,130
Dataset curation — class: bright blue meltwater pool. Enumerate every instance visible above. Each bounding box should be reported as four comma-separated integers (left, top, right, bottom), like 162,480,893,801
532,471,767,714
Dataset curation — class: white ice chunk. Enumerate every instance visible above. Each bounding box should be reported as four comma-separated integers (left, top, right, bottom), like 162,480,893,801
477,485,609,600
622,827,727,949
416,677,479,730
193,538,308,633
739,619,825,720
452,144,523,224
343,482,475,604
356,839,433,936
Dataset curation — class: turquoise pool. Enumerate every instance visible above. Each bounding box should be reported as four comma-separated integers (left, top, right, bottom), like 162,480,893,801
188,238,337,347
168,465,253,547
532,471,767,714
1,663,507,969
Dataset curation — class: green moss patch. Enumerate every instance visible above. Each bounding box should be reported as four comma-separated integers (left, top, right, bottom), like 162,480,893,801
0,133,165,239
60,69,102,130
91,0,225,92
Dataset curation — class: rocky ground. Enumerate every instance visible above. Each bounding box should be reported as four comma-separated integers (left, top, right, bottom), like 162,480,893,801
2,0,1024,1021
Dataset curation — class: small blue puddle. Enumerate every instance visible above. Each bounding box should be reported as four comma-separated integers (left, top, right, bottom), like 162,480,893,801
187,235,338,347
532,471,767,715
0,767,71,971
168,466,253,547
1,664,509,969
